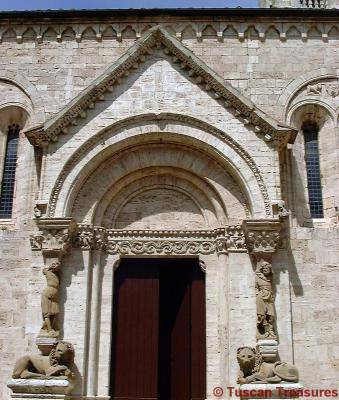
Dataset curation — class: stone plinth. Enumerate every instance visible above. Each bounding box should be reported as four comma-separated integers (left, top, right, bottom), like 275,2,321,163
35,337,58,356
7,379,74,399
238,383,303,400
257,339,279,362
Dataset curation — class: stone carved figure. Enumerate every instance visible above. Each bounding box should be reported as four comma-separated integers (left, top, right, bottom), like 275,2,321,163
255,259,276,339
237,346,299,384
40,262,60,338
12,341,74,379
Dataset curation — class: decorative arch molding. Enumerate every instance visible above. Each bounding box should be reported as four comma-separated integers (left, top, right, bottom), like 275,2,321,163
65,142,249,223
92,167,228,228
0,72,46,126
278,67,339,123
287,100,336,127
47,113,272,219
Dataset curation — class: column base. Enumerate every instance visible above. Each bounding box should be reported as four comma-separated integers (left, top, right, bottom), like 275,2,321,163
256,339,279,362
7,379,74,398
239,383,303,400
35,337,58,355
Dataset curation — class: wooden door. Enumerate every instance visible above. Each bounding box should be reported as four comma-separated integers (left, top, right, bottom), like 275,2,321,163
110,258,206,400
111,259,159,400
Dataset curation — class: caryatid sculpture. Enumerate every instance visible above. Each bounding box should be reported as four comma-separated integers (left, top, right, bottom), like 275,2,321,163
40,261,60,338
255,259,276,340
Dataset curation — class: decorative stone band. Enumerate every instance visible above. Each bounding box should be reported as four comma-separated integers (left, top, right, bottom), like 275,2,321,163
30,218,78,260
71,224,247,255
30,220,283,257
243,219,282,260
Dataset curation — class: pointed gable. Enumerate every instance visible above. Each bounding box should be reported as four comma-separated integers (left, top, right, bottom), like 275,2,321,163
25,26,296,149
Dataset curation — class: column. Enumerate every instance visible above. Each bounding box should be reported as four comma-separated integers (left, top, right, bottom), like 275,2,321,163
87,249,103,397
97,254,120,398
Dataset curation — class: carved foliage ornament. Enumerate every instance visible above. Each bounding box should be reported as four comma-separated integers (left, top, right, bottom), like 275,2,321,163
30,218,78,259
243,219,281,256
73,224,247,255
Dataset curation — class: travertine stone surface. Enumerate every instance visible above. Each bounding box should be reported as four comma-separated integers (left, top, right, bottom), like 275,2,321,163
0,8,338,400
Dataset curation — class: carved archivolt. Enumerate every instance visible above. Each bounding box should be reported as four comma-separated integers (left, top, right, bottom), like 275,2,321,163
47,114,272,219
278,69,339,124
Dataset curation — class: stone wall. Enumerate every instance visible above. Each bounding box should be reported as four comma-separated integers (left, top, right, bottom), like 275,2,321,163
0,12,338,400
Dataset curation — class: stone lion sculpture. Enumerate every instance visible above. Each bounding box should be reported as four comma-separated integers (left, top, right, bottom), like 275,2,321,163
12,341,74,379
237,346,299,384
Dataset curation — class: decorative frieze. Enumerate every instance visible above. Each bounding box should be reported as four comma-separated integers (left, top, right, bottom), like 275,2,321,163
0,20,336,45
73,224,247,255
307,82,339,98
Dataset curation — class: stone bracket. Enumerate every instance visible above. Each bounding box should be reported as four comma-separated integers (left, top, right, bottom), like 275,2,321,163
243,219,282,261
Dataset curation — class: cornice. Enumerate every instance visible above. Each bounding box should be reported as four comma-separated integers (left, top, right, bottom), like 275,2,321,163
0,8,338,21
25,25,297,150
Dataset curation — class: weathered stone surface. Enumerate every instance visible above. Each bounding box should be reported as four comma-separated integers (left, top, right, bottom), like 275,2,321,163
0,7,337,400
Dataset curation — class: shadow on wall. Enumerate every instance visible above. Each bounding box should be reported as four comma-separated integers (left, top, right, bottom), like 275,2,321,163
290,145,314,228
249,236,304,347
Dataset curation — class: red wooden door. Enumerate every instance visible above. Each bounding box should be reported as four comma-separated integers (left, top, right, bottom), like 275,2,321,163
110,258,206,400
111,259,159,400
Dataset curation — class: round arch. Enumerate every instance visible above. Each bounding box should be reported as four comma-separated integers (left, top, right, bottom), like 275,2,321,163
0,72,46,126
48,114,271,219
278,68,338,123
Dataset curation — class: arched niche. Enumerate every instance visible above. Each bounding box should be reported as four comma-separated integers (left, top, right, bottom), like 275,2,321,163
288,103,337,224
0,104,33,221
48,115,271,220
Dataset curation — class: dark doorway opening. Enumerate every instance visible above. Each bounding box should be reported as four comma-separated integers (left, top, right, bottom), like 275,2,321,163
110,258,206,400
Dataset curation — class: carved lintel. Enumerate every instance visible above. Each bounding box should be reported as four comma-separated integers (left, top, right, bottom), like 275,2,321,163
30,218,78,261
74,225,248,255
243,219,281,261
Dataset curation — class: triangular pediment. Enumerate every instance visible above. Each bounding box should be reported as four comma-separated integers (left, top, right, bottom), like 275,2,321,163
25,25,296,149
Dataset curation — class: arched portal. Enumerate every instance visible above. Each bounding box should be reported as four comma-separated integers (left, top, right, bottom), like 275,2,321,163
43,115,274,397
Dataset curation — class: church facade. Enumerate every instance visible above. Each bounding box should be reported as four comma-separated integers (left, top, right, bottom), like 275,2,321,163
0,5,338,400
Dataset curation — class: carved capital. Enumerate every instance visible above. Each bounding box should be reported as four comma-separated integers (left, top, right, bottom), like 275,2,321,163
243,219,281,260
30,218,78,260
